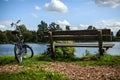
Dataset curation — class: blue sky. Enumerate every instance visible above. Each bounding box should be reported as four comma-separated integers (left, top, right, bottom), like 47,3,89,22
0,0,120,34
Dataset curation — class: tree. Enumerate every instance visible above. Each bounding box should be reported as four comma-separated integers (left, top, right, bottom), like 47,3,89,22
37,21,48,42
116,30,120,37
66,25,70,31
87,25,96,30
19,24,27,33
49,22,56,31
49,22,62,31
23,31,33,42
56,24,62,31
0,31,8,43
5,30,16,42
31,31,38,42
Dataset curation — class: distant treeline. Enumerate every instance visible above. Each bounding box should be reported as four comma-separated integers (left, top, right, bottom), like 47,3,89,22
0,21,120,44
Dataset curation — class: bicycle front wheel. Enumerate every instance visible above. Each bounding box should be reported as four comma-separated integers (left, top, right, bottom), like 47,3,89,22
14,44,23,63
23,44,34,59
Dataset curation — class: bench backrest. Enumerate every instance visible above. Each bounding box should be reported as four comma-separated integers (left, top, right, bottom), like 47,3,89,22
43,29,112,41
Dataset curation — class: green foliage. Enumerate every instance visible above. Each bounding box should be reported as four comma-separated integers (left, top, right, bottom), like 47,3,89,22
66,25,70,31
0,24,38,43
55,47,75,58
0,56,15,64
0,31,8,44
116,29,120,37
19,25,27,32
55,48,64,57
84,49,91,56
37,21,48,42
76,54,120,66
49,22,62,31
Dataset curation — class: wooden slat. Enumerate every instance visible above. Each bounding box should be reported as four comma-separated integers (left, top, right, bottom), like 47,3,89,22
101,29,111,35
44,30,98,35
54,43,114,48
102,36,112,41
44,35,112,41
44,29,112,35
52,35,98,41
43,29,112,41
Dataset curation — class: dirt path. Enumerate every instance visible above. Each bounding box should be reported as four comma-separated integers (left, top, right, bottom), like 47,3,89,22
0,62,120,80
0,64,23,73
42,62,120,80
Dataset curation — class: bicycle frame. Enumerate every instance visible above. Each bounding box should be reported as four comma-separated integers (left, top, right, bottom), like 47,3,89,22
11,20,34,63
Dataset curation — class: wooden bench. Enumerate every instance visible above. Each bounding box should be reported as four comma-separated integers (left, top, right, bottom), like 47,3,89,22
43,29,114,59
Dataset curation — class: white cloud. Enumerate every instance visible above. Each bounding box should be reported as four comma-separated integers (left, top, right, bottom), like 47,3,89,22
31,13,39,18
78,20,120,34
55,20,70,30
95,0,120,8
79,24,89,30
71,26,79,30
44,0,68,13
0,20,14,31
96,20,120,33
35,6,41,11
0,25,6,30
0,20,12,27
56,20,70,26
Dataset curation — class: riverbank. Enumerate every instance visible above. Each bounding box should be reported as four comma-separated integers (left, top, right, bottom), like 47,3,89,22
0,54,120,80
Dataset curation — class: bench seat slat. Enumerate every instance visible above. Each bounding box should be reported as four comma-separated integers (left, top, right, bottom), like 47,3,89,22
55,43,114,48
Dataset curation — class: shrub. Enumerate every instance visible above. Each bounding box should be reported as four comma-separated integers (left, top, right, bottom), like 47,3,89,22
55,47,64,57
43,41,75,58
55,47,75,58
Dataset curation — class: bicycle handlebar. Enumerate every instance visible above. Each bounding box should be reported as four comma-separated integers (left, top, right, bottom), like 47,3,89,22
11,20,21,27
11,20,23,37
16,20,21,24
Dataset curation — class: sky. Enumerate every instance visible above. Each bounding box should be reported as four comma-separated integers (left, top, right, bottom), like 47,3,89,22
0,0,120,34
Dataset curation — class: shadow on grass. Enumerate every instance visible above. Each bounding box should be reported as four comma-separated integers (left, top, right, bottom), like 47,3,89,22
38,54,120,66
0,54,120,66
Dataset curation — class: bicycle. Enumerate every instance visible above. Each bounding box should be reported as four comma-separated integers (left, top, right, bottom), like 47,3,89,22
11,20,34,63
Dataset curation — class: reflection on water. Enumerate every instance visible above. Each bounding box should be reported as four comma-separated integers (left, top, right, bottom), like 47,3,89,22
0,42,120,57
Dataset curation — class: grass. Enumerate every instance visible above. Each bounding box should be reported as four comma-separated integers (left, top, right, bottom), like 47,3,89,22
0,54,120,80
0,70,69,80
1,54,120,66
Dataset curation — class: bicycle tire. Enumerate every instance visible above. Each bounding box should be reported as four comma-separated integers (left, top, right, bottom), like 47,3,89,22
14,44,34,63
14,44,22,63
23,44,34,59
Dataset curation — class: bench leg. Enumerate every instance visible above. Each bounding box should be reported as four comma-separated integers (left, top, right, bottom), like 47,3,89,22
100,48,107,56
51,42,56,60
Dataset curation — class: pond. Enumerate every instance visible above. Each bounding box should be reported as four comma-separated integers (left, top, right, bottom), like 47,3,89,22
0,42,120,57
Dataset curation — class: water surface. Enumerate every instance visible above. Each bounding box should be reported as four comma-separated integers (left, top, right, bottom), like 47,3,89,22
0,42,120,57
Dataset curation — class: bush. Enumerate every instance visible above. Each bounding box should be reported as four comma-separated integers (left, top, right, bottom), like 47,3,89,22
84,49,91,56
42,41,76,58
55,48,64,57
55,47,75,58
